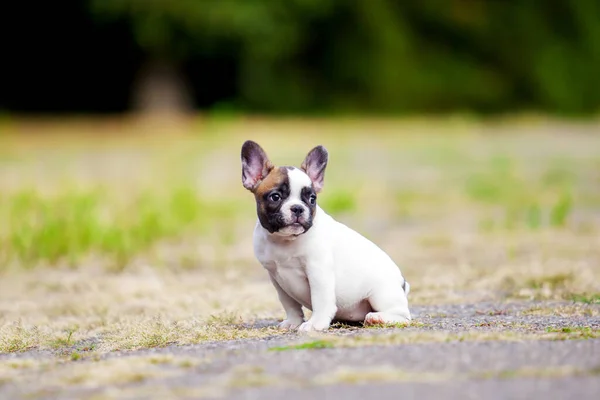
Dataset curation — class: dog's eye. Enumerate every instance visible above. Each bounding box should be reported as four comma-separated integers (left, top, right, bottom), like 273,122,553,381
269,193,281,202
309,195,316,205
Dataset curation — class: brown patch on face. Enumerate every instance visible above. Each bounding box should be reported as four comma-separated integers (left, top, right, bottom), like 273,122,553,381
254,167,289,198
253,167,292,233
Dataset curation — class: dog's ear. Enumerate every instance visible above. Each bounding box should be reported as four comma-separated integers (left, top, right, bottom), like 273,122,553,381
241,140,274,191
301,145,328,193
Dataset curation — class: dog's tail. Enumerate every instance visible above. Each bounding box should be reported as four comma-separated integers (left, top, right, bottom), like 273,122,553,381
402,279,410,297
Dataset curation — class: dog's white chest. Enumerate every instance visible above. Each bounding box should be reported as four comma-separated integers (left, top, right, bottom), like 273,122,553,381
255,238,313,309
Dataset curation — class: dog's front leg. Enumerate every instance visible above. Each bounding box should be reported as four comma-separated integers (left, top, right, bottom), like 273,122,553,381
298,259,337,332
269,274,305,330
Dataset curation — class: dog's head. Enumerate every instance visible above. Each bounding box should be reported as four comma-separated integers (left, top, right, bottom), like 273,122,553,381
241,140,328,237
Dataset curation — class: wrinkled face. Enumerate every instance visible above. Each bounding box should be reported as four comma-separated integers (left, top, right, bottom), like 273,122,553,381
254,167,317,236
241,141,328,237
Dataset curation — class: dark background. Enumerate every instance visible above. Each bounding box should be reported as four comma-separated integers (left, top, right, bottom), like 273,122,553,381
2,0,600,116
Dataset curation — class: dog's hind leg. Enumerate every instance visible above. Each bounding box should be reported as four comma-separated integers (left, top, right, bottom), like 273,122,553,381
364,284,411,326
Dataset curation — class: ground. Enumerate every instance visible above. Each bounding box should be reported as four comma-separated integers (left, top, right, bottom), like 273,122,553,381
0,115,599,399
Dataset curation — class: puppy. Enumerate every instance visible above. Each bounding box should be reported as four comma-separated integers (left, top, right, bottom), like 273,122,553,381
241,140,411,332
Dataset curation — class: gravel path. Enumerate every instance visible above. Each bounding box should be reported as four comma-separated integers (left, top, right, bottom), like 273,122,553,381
1,301,599,399
240,377,600,400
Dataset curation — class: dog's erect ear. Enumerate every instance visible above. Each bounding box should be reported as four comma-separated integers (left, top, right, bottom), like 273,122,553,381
301,145,328,193
241,140,274,191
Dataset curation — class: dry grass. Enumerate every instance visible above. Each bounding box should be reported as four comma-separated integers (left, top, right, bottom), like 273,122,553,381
521,304,599,317
2,355,599,399
1,115,599,362
0,358,46,385
0,268,282,354
315,365,600,386
270,327,600,351
314,366,450,384
0,354,205,394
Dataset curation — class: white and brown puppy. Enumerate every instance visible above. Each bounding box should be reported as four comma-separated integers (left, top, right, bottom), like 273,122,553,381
241,140,411,332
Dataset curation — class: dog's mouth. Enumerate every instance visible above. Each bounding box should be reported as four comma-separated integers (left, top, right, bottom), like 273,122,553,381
291,216,311,229
289,221,307,231
276,218,312,237
290,223,307,234
291,218,304,226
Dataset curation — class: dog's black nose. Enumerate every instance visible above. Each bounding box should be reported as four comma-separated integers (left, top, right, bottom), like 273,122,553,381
290,205,304,216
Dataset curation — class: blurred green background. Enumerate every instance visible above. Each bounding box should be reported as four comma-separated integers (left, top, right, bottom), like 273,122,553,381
3,0,600,116
1,0,600,272
1,1,600,357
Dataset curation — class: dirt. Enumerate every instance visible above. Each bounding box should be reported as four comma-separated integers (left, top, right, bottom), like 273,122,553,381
1,301,598,399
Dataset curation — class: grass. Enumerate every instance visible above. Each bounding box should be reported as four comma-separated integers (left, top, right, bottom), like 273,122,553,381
502,271,598,302
0,323,38,353
0,116,599,388
0,187,242,270
570,293,600,304
545,326,598,339
99,314,279,352
1,117,599,272
11,356,186,388
314,366,449,384
314,365,600,386
364,321,429,329
521,304,599,317
318,188,357,215
0,288,282,354
270,340,335,351
463,157,578,231
270,326,600,350
476,366,600,380
9,360,597,398
227,365,277,388
524,273,574,291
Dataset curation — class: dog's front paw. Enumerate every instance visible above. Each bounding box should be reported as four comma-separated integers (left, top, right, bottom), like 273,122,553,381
297,319,330,332
278,319,303,330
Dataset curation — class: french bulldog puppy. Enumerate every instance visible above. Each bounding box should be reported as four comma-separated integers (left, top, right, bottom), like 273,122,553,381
241,140,411,332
